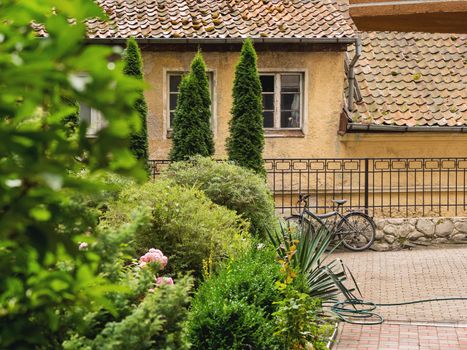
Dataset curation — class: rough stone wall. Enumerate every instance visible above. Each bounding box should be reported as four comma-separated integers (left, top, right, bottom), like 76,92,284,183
372,217,467,251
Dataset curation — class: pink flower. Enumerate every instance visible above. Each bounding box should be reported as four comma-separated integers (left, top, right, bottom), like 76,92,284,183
78,242,88,251
156,276,174,287
139,248,168,269
148,288,155,293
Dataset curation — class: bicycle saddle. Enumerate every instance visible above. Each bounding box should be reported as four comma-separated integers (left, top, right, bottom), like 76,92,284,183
332,199,347,205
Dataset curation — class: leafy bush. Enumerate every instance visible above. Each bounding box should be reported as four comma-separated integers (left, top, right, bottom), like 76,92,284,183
273,290,332,350
187,248,284,350
163,156,275,237
102,179,250,277
62,246,192,350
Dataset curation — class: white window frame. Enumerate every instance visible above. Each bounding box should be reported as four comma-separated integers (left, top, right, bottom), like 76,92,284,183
259,71,306,131
164,69,216,138
79,103,107,138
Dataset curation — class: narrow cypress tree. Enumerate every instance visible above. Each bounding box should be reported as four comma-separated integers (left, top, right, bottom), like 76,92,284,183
170,52,214,161
227,39,265,175
123,38,149,171
190,51,215,156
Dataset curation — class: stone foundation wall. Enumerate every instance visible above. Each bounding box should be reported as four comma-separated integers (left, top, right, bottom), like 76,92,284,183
373,217,467,251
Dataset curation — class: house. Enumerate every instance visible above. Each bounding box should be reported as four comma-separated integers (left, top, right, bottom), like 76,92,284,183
84,0,467,219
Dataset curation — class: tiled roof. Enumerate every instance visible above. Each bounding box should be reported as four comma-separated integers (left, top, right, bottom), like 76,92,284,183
85,0,355,39
351,31,467,127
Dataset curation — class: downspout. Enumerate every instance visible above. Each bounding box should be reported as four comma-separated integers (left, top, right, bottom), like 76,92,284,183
347,36,362,112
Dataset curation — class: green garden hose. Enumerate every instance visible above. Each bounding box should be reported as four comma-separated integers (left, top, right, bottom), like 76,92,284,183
331,297,467,325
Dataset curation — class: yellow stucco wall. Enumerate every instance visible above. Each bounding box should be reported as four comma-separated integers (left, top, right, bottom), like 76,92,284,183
142,49,467,160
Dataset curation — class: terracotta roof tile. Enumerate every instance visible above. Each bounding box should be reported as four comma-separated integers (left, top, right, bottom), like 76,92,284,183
351,32,467,127
86,0,354,39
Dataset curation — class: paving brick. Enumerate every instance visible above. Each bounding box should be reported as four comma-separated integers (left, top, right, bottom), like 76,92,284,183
333,246,467,349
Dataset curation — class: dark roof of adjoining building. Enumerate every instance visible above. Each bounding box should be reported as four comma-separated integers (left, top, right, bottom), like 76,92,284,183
350,31,467,127
85,0,355,40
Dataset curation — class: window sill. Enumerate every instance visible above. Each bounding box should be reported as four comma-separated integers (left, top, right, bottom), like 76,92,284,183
264,129,305,138
167,129,305,139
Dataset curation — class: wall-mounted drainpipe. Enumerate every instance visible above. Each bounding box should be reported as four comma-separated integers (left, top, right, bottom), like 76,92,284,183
347,36,362,112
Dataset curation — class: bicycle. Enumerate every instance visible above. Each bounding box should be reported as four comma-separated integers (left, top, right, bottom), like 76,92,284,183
285,194,376,251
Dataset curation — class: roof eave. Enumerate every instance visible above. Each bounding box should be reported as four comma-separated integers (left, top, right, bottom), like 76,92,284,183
346,123,467,133
83,36,358,45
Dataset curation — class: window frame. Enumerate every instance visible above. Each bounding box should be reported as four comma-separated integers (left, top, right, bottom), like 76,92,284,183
79,102,107,138
259,70,306,134
164,69,216,138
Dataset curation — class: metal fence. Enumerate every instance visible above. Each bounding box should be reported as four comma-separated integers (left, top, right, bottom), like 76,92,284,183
149,158,467,218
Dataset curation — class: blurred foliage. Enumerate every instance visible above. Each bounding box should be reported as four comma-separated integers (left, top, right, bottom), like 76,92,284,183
0,0,146,347
163,156,275,238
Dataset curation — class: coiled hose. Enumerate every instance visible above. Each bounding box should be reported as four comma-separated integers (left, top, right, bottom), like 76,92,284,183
331,297,467,325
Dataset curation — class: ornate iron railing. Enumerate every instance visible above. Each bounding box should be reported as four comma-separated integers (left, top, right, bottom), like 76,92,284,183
149,158,467,217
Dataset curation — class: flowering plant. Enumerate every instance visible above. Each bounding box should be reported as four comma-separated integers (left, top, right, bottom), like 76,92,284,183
138,248,174,292
139,248,168,269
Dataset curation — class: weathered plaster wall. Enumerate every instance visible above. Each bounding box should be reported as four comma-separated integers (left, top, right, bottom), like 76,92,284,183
141,49,346,159
142,49,467,161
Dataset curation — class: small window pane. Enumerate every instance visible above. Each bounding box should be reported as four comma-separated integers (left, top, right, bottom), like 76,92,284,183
263,111,274,128
262,94,274,110
170,112,175,128
281,93,300,111
281,111,300,128
260,75,275,92
169,75,182,92
281,75,300,92
169,93,178,111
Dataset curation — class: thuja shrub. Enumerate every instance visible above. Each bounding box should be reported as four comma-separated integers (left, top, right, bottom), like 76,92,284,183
187,248,285,350
163,156,275,238
170,52,214,161
123,38,150,173
227,38,265,175
101,180,250,277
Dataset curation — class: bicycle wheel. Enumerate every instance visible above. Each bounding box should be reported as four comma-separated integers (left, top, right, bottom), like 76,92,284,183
336,212,376,251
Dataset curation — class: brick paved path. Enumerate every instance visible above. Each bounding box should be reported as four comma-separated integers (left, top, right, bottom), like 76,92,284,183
332,246,467,349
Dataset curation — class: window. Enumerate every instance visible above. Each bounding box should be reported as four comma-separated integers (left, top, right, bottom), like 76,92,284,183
167,72,214,129
79,103,107,137
260,73,303,129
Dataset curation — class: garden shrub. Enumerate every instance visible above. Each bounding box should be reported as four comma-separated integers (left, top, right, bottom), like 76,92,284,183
170,51,214,161
227,38,265,175
163,156,275,238
101,179,250,277
187,248,285,350
62,247,192,350
123,38,150,173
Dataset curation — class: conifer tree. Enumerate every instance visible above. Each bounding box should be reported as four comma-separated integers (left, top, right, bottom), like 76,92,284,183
123,37,149,171
227,39,265,175
170,51,214,161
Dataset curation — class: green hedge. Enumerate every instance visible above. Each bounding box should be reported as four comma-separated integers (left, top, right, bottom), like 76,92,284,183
187,248,284,350
163,157,275,238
